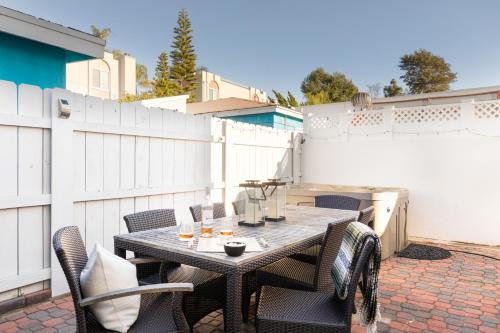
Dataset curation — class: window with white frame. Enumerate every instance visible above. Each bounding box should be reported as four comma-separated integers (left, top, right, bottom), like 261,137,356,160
92,68,110,91
208,80,219,101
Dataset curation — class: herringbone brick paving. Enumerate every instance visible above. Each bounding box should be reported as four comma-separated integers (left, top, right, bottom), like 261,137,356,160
0,243,498,333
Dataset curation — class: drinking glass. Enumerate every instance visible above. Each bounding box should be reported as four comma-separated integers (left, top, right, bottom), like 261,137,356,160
219,216,235,237
178,219,194,241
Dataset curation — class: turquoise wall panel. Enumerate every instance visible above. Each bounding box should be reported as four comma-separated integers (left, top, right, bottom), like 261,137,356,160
223,113,275,128
222,112,303,131
273,113,303,131
0,32,92,89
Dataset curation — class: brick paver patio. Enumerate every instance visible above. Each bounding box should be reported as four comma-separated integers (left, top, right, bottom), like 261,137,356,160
0,242,498,333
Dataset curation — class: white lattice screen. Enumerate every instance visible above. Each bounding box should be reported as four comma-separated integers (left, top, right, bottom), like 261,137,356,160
393,105,461,124
474,101,500,119
351,111,384,127
309,116,332,129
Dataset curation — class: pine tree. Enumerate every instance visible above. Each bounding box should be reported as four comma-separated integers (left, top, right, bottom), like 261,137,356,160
287,91,299,107
153,52,173,97
170,9,197,100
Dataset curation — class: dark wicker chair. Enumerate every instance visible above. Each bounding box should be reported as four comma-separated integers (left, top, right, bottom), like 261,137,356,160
256,216,354,305
358,206,374,227
123,209,227,330
314,195,361,211
189,203,227,222
256,237,376,333
290,206,374,265
52,226,193,333
123,209,179,283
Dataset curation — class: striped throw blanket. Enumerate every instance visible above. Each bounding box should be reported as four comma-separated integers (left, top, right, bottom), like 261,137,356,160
331,222,381,332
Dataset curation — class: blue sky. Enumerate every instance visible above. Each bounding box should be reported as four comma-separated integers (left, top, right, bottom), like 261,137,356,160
3,0,500,101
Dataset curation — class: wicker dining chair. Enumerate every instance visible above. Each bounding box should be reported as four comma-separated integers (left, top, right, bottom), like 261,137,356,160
189,202,227,222
124,209,227,330
256,216,355,305
53,226,193,333
290,206,374,265
358,206,375,227
315,195,361,211
256,237,376,333
123,209,179,283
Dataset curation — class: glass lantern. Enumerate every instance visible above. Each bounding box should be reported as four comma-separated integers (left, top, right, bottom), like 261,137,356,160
263,179,287,221
238,180,266,227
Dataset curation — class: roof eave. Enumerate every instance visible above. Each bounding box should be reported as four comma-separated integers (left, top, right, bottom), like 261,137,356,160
0,6,105,58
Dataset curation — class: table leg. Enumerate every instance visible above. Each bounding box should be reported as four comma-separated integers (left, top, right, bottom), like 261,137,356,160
225,272,242,333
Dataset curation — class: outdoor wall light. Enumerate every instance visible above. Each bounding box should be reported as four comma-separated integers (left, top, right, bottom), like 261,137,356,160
58,98,71,119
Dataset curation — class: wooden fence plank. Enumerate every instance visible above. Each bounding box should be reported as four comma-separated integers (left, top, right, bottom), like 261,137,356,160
135,137,149,188
18,84,43,117
18,127,43,195
0,209,18,280
103,199,120,251
103,134,120,191
18,206,44,274
120,135,135,189
0,80,17,115
85,200,104,252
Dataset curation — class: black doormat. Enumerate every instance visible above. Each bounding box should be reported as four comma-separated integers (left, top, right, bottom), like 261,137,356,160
398,243,451,260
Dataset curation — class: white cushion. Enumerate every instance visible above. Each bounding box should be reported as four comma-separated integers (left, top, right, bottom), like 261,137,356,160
80,243,140,332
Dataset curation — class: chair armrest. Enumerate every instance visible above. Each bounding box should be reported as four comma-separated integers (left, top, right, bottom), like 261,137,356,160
79,283,194,307
127,257,165,265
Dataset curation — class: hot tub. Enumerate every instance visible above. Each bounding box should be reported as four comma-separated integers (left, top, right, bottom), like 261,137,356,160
286,183,409,259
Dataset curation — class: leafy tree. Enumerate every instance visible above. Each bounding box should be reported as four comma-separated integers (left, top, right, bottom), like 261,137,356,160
383,79,403,97
170,9,197,100
301,68,358,105
272,90,289,107
287,91,299,107
153,52,174,97
90,25,111,40
267,96,276,104
399,49,457,94
367,83,382,98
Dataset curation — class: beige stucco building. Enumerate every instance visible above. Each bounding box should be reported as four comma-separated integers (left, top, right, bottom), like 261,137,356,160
195,69,267,103
66,51,136,100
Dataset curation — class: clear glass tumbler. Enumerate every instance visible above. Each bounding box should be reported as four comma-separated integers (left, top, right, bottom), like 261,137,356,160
178,219,194,241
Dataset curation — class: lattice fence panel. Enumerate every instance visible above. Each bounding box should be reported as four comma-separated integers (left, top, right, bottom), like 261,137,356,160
474,101,500,119
351,111,384,127
393,105,461,124
309,116,333,129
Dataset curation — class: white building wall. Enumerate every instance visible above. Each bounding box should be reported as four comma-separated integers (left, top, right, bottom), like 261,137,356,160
301,100,500,246
196,70,267,102
66,52,136,100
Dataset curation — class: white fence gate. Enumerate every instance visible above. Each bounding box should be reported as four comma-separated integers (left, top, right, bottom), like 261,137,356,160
0,81,297,299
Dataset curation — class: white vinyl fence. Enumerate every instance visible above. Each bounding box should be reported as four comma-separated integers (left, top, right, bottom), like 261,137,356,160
0,81,296,299
301,99,500,246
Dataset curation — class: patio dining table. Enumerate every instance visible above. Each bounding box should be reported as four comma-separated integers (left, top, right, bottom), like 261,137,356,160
114,205,358,333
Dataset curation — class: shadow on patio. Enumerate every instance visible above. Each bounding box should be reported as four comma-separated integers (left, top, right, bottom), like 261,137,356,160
0,242,497,333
